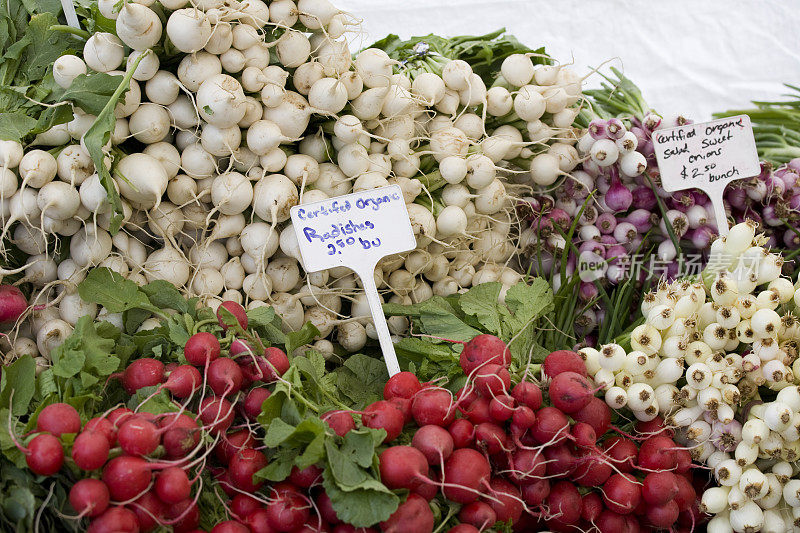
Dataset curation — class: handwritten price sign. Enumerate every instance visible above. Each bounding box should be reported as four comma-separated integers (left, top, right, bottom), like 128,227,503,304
653,115,760,235
290,185,416,376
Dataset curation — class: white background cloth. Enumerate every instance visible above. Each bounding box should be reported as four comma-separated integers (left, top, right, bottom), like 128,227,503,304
338,0,800,120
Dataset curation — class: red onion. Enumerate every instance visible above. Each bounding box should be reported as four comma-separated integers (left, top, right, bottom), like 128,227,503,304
588,119,607,139
605,118,626,140
709,419,742,452
631,186,656,210
613,222,638,244
578,205,598,225
788,158,800,174
688,226,716,249
579,240,605,256
725,187,748,210
784,228,800,248
761,204,781,227
579,282,598,302
642,113,662,132
605,245,627,263
579,225,601,242
600,235,617,246
605,176,633,212
547,208,571,229
596,212,617,234
625,209,653,232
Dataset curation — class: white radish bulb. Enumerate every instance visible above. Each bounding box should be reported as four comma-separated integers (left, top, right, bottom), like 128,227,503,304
83,33,124,72
197,74,247,128
355,48,393,88
53,55,87,88
308,77,348,114
513,86,546,121
166,8,212,53
19,150,57,188
115,153,169,209
500,54,534,87
127,50,160,81
116,4,162,50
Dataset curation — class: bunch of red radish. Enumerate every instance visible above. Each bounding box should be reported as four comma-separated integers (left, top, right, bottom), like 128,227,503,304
10,300,298,533
361,334,710,532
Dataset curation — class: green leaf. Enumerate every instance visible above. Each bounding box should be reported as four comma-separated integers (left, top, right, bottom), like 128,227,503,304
286,322,320,355
334,354,388,409
52,72,123,115
322,468,399,527
18,13,73,83
166,315,191,346
295,432,325,470
127,386,177,415
0,112,36,141
257,447,298,482
78,268,154,313
457,282,503,335
0,356,36,416
140,280,189,313
419,305,480,342
325,439,368,487
246,306,277,328
263,418,296,447
341,428,380,469
51,347,85,379
504,279,554,327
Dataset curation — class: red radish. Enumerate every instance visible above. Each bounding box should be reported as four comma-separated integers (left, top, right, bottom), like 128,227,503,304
118,417,160,456
442,448,491,504
673,474,695,512
108,407,135,428
635,416,672,438
69,479,110,518
231,493,262,518
485,478,523,523
229,448,268,492
459,334,511,374
208,357,244,396
266,485,310,531
459,396,492,425
379,446,430,491
447,526,479,533
411,388,455,427
132,490,166,532
511,381,542,410
88,506,140,533
571,422,597,448
289,464,323,488
458,501,496,530
119,358,166,395
642,471,679,505
543,349,587,378
572,450,613,486
529,407,569,444
474,364,511,397
72,430,111,470
317,491,340,524
543,443,578,477
637,435,677,471
198,396,235,433
333,526,377,533
602,473,641,515
84,417,117,446
211,521,250,533
102,456,153,500
581,491,604,523
549,371,597,414
474,422,508,455
545,481,582,527
163,426,201,459
448,419,474,448
488,394,515,421
163,365,202,398
242,388,271,420
362,401,404,443
511,405,536,430
155,466,192,504
509,448,547,484
229,339,253,357
24,433,64,476
675,447,692,474
412,425,454,465
37,403,81,436
240,348,290,383
602,436,638,472
572,396,611,436
456,386,480,408
165,497,200,532
521,478,550,506
389,397,412,424
0,285,27,324
244,509,273,533
217,301,248,330
383,371,422,400
379,493,434,533
596,509,627,533
215,429,256,465
646,500,679,528
184,332,221,366
414,478,439,501
321,410,356,436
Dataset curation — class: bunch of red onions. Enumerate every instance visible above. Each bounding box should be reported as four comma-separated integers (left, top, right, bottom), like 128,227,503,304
519,114,800,339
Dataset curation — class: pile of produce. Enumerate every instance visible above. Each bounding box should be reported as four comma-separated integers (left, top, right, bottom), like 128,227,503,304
1,0,800,531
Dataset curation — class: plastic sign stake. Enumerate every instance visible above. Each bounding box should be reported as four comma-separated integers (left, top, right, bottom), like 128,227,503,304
290,185,416,376
652,115,760,235
60,0,81,29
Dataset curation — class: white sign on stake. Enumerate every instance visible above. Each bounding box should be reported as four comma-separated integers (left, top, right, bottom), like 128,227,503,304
652,114,760,235
290,185,417,376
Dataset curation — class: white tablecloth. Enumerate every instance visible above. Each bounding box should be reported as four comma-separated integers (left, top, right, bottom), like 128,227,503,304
338,0,800,120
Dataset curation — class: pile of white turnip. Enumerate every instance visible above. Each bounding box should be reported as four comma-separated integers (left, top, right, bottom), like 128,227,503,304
0,0,585,367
